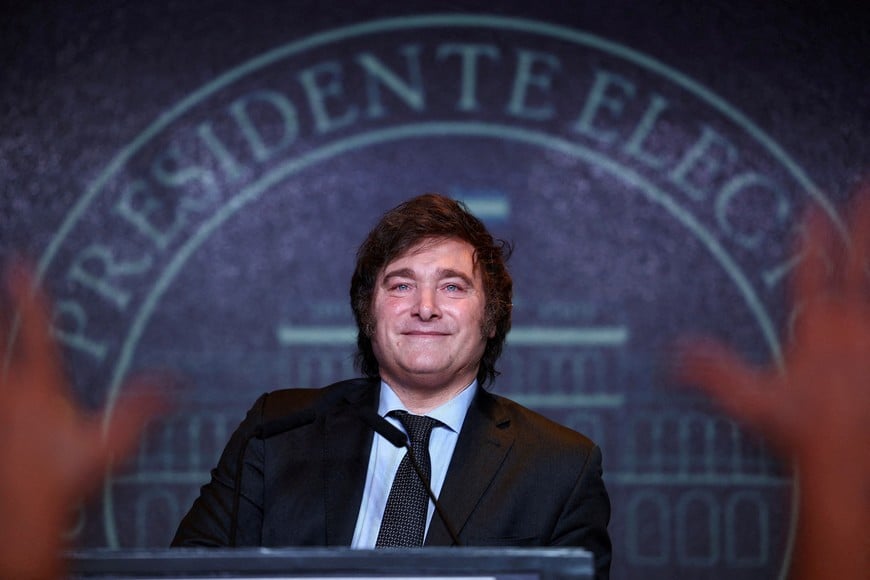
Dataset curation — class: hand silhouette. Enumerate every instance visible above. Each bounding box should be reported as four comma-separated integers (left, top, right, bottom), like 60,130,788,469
677,189,870,580
0,265,164,579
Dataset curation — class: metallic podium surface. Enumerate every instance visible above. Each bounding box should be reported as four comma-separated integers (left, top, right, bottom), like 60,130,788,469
69,547,593,579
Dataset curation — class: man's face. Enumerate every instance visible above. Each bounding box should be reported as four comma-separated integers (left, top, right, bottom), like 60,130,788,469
370,237,491,397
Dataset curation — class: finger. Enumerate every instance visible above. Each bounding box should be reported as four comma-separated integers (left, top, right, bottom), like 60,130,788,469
792,207,836,306
5,264,65,393
843,182,870,296
0,264,23,383
104,391,164,459
673,339,783,436
80,387,166,491
104,375,170,457
0,277,12,382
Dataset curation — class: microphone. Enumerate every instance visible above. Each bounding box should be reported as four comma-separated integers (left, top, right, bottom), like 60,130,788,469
230,408,317,546
356,407,462,546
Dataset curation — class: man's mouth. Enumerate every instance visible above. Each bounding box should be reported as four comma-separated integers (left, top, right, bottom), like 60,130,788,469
403,330,450,336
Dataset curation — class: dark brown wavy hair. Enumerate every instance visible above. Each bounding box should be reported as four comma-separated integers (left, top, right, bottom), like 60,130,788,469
350,193,513,387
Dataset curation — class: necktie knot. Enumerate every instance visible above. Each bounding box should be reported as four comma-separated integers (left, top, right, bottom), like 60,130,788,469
390,410,440,447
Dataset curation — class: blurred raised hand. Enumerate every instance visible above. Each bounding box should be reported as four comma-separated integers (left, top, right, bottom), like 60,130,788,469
677,187,870,580
0,265,164,579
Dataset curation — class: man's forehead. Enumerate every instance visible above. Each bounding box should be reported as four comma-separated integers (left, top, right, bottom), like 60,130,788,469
381,237,479,274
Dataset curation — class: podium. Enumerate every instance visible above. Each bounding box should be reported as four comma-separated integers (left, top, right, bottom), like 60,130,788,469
70,547,594,579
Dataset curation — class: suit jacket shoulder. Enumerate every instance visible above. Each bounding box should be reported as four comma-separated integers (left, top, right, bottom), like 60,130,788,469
171,378,379,548
486,391,598,451
430,389,611,578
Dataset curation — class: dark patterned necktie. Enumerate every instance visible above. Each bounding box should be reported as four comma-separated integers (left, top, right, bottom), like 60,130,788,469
375,410,440,547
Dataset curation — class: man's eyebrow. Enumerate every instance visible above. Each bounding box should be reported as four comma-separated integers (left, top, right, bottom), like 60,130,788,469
381,267,415,282
437,268,475,286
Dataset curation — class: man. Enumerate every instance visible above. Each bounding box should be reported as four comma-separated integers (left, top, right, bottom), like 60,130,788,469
172,194,613,578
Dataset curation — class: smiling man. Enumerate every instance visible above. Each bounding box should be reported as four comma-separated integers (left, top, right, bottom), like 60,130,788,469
173,194,612,578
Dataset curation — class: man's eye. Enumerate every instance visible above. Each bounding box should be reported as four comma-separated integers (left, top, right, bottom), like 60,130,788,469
391,283,411,292
444,283,464,292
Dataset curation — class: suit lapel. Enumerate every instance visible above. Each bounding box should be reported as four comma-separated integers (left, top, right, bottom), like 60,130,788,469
323,378,380,546
425,389,513,546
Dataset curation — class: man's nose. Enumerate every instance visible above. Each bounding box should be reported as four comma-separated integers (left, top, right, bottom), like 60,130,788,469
413,287,441,320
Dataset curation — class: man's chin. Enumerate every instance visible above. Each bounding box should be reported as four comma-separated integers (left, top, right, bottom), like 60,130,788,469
391,364,459,387
392,362,480,390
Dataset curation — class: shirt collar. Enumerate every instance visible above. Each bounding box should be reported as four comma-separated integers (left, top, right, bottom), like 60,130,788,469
378,379,478,434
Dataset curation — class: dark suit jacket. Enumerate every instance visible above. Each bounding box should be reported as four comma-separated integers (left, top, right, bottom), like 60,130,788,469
172,378,612,578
